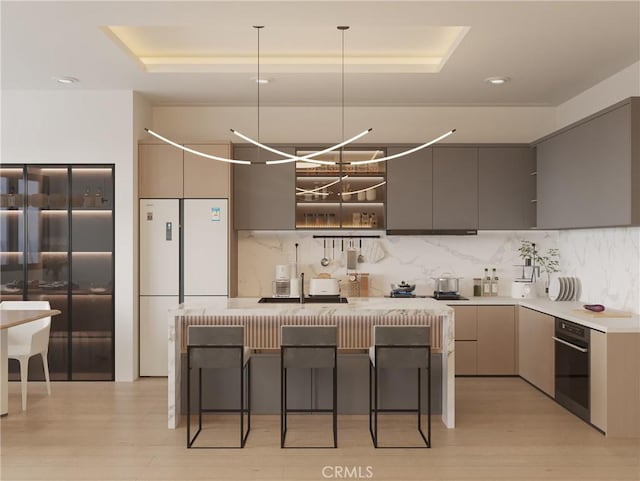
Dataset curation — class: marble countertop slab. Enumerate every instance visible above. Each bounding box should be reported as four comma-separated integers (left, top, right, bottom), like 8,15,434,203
172,296,453,317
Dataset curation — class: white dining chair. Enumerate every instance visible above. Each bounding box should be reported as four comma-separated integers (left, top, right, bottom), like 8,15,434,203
0,301,52,410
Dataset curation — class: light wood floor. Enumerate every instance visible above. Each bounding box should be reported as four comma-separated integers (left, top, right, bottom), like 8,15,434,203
1,377,639,481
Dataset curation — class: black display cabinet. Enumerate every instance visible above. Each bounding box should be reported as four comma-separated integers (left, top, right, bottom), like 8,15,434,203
0,165,114,381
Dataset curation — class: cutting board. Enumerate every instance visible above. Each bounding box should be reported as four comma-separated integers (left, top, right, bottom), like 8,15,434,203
572,309,633,318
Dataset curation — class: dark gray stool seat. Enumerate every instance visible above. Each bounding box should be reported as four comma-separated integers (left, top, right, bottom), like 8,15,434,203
369,325,431,448
187,325,251,448
280,325,337,448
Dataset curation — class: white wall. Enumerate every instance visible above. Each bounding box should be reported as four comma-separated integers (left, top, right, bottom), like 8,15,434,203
131,92,152,380
152,105,555,144
555,61,640,130
1,90,139,381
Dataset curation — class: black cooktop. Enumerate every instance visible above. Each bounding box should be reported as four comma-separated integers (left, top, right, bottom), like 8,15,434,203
429,292,469,300
388,292,426,298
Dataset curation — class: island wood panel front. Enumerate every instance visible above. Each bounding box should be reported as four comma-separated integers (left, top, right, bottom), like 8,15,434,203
179,313,444,353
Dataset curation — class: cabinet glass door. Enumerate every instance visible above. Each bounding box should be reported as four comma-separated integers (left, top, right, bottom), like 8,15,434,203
70,167,114,380
0,167,25,300
24,166,70,380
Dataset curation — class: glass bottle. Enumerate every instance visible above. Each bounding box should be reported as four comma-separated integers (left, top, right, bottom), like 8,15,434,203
491,268,499,297
361,212,369,227
482,268,491,296
83,187,92,208
370,212,378,228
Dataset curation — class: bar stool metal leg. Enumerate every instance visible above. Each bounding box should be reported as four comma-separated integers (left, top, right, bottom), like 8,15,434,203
186,327,251,449
333,351,338,448
280,326,338,449
368,326,432,448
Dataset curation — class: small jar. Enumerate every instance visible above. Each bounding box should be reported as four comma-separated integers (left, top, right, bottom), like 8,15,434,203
357,190,366,201
365,188,376,201
473,278,482,297
361,212,369,227
352,212,361,227
370,212,378,228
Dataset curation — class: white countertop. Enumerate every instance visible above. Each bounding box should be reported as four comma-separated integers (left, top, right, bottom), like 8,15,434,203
517,299,640,333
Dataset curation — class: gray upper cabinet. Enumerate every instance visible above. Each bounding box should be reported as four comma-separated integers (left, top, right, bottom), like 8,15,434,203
536,98,640,229
478,147,536,230
432,147,479,230
386,147,433,230
233,146,296,230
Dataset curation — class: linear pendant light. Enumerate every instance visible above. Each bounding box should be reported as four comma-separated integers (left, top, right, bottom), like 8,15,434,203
233,128,371,165
350,128,457,166
144,128,252,165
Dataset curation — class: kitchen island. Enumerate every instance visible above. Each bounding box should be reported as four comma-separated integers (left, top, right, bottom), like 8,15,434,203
167,297,455,430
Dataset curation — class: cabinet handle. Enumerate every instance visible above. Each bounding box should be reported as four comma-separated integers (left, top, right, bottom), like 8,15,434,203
529,171,537,176
530,199,538,204
552,336,588,353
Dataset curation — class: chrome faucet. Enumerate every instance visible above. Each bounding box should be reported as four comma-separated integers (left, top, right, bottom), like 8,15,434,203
300,272,305,304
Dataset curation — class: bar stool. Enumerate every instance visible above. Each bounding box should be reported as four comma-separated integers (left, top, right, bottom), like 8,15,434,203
280,325,337,448
369,325,431,448
186,325,251,448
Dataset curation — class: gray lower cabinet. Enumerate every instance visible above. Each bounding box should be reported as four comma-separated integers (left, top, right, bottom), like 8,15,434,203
518,307,554,397
536,97,640,229
233,146,296,230
386,147,433,230
433,147,479,230
479,147,536,229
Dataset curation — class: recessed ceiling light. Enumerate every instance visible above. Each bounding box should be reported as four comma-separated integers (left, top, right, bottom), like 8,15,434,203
53,76,79,84
485,76,510,85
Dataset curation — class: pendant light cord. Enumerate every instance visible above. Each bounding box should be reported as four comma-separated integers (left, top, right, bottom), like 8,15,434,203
341,27,345,145
254,26,263,159
338,26,349,166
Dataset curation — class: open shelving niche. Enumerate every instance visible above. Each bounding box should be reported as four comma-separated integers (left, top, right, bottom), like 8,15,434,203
295,148,387,229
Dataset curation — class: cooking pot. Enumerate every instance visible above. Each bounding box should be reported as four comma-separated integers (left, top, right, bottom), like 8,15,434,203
431,274,462,294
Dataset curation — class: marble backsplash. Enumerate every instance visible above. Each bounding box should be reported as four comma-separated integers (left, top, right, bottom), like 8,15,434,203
238,230,558,299
557,227,640,312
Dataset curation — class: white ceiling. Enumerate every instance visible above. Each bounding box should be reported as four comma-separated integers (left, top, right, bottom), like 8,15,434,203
2,1,639,107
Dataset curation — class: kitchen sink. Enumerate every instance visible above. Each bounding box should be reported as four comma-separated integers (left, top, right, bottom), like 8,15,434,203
258,297,348,304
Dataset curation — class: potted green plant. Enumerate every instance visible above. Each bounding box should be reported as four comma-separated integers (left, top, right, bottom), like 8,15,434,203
517,240,560,290
537,248,560,293
517,240,536,268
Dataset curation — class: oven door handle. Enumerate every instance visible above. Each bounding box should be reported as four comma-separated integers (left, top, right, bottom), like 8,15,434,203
553,336,588,353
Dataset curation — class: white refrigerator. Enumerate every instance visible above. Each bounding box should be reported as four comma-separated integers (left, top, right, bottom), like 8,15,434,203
139,198,228,376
